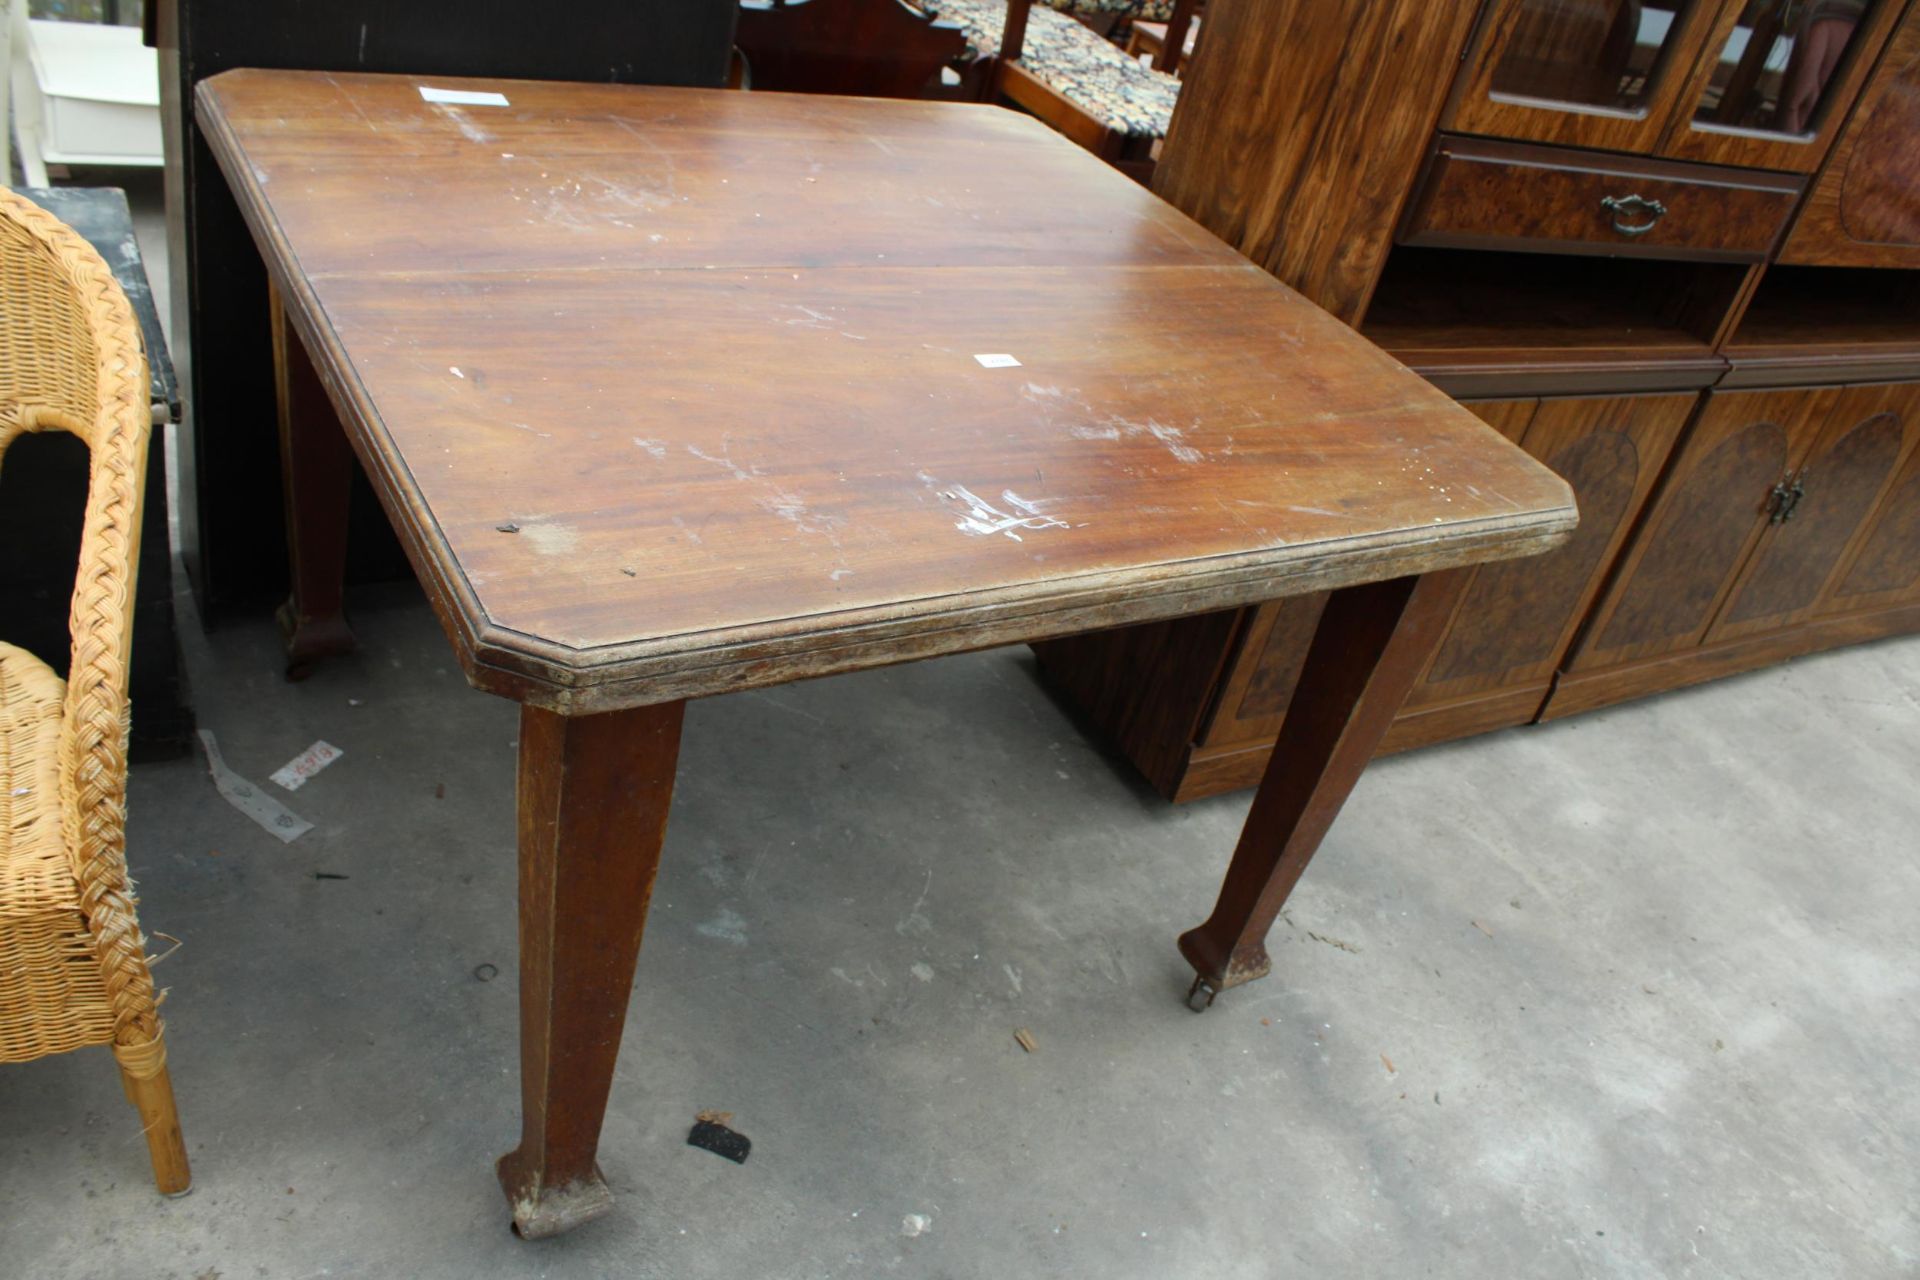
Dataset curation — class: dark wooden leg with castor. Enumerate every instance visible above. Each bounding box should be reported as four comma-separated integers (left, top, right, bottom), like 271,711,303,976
270,289,357,678
1180,571,1471,1005
496,699,684,1239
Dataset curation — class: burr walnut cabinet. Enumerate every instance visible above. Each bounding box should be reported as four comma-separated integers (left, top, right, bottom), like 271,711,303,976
1037,0,1920,799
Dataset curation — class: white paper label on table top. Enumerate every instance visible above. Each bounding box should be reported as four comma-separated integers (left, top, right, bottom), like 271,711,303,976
418,86,511,107
973,353,1022,368
270,740,344,792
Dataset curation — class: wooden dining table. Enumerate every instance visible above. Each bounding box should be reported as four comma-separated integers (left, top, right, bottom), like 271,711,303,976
195,68,1576,1239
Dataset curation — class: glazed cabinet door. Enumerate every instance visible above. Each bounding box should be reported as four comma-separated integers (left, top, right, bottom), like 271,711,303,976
1658,0,1904,171
1781,4,1920,266
1404,392,1698,719
1570,384,1836,670
1708,380,1920,640
1448,0,1725,152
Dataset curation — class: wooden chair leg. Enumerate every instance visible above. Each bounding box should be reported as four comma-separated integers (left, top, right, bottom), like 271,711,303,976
496,699,685,1239
1179,570,1470,1002
121,1061,191,1196
270,287,358,678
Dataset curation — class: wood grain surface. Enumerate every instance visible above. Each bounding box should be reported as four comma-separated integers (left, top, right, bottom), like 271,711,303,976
1399,136,1804,264
1154,0,1481,323
1781,5,1920,268
1574,385,1833,670
197,69,1575,711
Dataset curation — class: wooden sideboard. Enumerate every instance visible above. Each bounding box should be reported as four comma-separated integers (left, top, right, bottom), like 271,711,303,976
1037,0,1920,799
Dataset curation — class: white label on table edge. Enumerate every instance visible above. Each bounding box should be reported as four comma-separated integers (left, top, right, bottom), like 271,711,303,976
418,86,511,107
973,353,1021,368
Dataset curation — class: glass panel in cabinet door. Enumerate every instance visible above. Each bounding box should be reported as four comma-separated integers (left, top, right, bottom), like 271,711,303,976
1489,0,1700,114
1690,0,1884,138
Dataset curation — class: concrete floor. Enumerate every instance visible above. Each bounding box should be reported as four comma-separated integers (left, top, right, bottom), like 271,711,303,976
5,171,1917,1278
0,578,1916,1279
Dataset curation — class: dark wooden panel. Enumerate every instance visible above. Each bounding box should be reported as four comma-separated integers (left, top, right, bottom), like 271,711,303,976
1431,429,1640,683
734,0,968,99
154,0,737,616
1155,0,1481,322
1401,136,1803,263
1837,41,1920,243
1711,383,1918,640
1832,440,1920,608
1379,683,1553,756
1574,386,1830,670
1362,245,1744,393
1195,593,1329,749
1031,609,1242,798
1436,398,1693,683
1781,8,1920,268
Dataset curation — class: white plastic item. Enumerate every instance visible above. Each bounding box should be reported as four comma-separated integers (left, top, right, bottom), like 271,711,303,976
11,16,162,183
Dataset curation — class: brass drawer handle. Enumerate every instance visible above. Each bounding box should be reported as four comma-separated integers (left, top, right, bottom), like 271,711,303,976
1600,193,1668,237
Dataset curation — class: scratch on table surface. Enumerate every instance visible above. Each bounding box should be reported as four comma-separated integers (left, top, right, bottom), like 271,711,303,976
777,303,866,341
324,73,382,134
1147,421,1204,463
687,441,759,482
633,437,668,458
606,116,682,202
921,475,1070,539
431,103,494,144
1023,383,1210,464
578,168,675,213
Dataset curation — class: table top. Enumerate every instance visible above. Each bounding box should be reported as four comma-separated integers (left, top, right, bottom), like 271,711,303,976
197,69,1575,712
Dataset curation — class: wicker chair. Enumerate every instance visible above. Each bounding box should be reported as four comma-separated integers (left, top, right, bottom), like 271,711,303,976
0,187,189,1195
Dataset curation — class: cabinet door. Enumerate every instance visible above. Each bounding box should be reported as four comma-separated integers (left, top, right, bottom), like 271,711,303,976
1571,385,1835,670
1408,392,1696,707
1825,390,1920,612
1194,594,1329,749
1448,0,1724,153
1780,6,1920,267
1708,381,1920,640
1659,0,1903,171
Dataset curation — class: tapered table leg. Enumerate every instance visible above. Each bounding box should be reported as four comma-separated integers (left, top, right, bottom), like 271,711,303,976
270,290,357,677
496,699,685,1239
1180,570,1470,1002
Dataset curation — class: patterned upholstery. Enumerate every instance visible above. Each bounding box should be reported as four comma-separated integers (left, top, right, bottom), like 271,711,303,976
1042,0,1176,19
928,0,1180,138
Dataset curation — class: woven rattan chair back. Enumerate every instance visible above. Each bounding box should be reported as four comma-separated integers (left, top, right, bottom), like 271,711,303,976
0,186,189,1196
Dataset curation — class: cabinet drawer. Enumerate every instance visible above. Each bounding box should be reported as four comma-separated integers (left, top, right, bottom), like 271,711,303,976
1400,136,1804,263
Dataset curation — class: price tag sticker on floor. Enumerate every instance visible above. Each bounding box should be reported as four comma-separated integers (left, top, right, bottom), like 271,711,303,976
271,740,344,792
